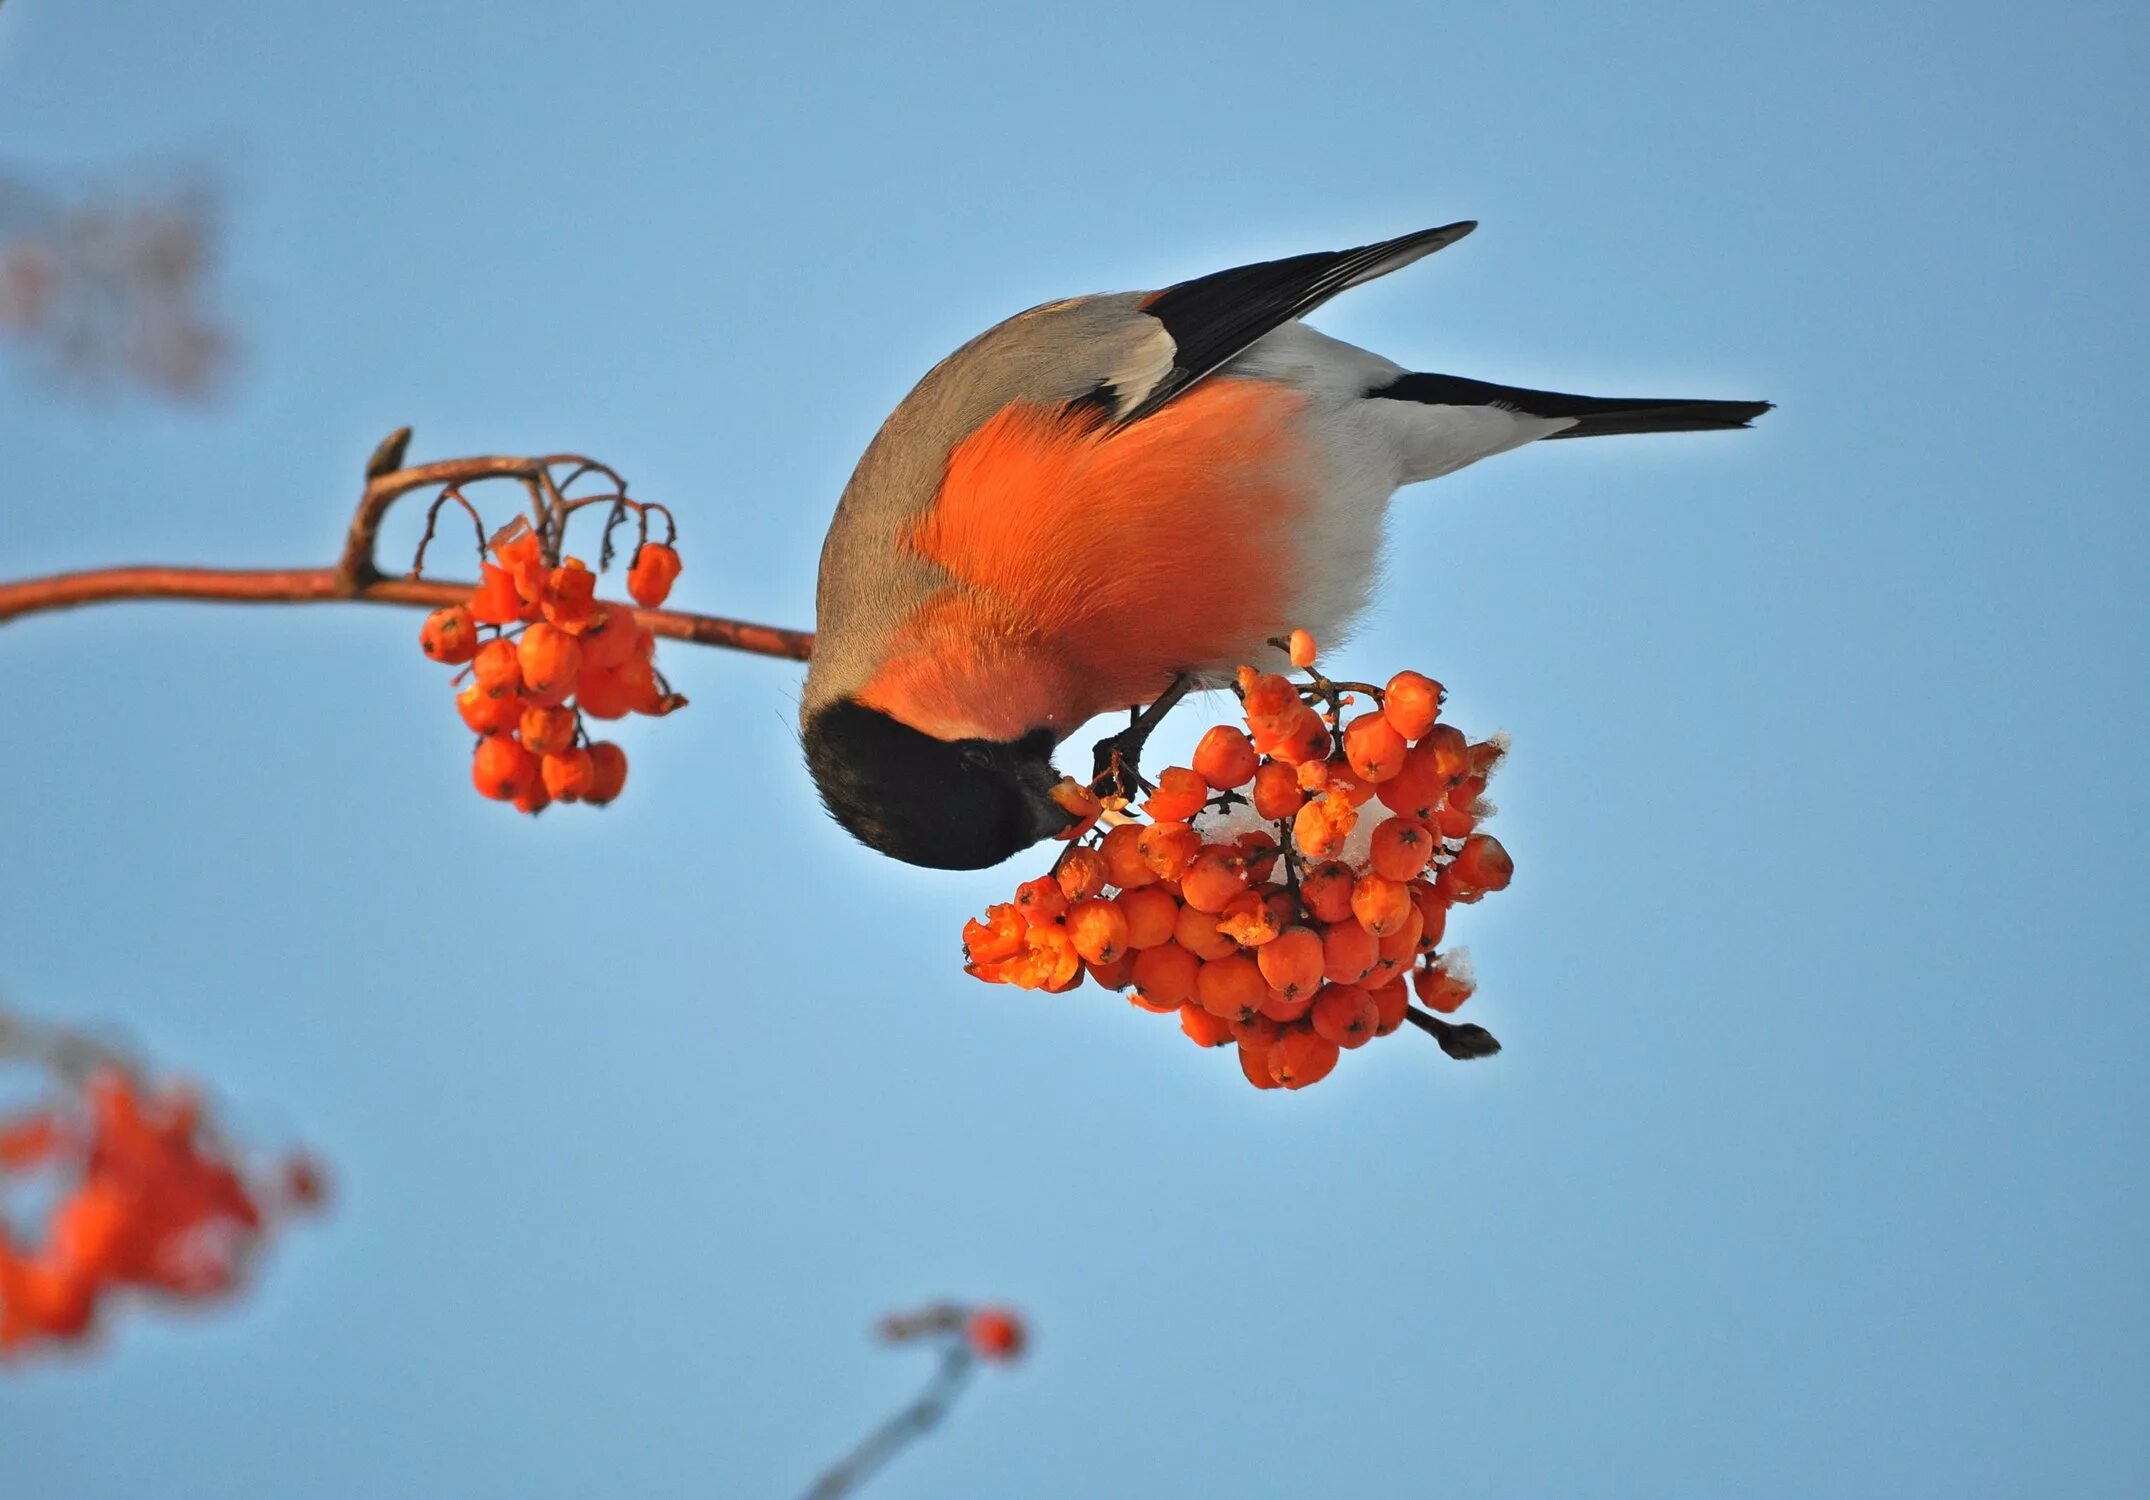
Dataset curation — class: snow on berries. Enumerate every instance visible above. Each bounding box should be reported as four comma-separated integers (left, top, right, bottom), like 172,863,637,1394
412,479,687,815
962,633,1507,1090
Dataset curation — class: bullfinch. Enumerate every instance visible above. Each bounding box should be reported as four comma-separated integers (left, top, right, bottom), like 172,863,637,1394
803,222,1768,869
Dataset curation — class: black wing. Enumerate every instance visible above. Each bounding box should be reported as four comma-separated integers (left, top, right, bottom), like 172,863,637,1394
1117,221,1476,426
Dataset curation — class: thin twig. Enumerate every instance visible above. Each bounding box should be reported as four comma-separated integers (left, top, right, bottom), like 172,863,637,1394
0,431,816,662
801,1347,976,1500
0,565,814,660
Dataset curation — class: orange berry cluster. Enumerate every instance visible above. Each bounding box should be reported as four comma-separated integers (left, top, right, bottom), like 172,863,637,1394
1,1068,324,1359
962,633,1509,1090
419,519,686,815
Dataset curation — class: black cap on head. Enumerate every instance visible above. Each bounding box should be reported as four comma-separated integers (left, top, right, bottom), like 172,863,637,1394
803,698,1071,870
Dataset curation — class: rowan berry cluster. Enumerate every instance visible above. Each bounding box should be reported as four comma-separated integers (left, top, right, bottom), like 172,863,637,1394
415,485,686,815
963,631,1508,1090
0,1055,324,1359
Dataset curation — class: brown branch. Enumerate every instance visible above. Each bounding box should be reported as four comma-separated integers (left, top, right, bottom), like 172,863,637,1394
0,430,816,662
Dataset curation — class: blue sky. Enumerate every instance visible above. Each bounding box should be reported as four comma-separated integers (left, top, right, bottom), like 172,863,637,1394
3,2,2146,1495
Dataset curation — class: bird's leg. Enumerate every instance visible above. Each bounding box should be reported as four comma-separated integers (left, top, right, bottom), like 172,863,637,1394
1091,672,1196,802
1404,1008,1502,1060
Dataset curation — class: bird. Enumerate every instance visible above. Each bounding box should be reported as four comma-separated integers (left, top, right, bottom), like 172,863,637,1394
802,222,1769,870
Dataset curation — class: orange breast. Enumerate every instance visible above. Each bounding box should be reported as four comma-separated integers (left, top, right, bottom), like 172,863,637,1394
875,378,1315,735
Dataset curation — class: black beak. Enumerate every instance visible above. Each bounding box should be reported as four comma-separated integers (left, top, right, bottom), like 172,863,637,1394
1015,755,1076,843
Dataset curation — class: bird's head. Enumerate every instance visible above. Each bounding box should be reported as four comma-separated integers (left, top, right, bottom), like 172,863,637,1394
802,697,1075,870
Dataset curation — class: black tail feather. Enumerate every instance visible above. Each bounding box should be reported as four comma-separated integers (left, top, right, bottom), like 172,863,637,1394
1371,372,1771,438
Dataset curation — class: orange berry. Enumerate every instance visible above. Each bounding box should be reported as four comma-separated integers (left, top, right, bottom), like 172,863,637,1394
420,604,479,664
1410,883,1448,952
1268,1028,1340,1088
1421,723,1470,781
1324,760,1379,808
1116,886,1180,949
1259,986,1313,1023
1012,924,1081,991
1012,876,1068,926
1099,823,1157,890
468,564,528,625
575,663,634,719
1371,905,1425,983
472,637,522,698
1321,920,1379,985
519,704,577,757
1138,820,1203,881
1299,862,1356,924
585,742,628,804
1128,988,1180,1014
1086,951,1137,991
1258,706,1332,766
1433,803,1477,840
1311,983,1379,1048
1231,1012,1284,1051
495,530,546,601
966,1307,1026,1361
1341,712,1409,782
1238,669,1300,726
1238,1038,1283,1089
963,904,1030,967
1383,671,1443,740
1295,757,1332,793
541,559,598,634
1192,725,1261,790
1049,778,1104,840
1216,889,1280,948
1370,818,1434,881
1234,830,1281,884
471,733,538,801
1180,1005,1235,1048
457,682,522,733
1469,739,1507,779
1447,774,1487,813
1173,900,1239,961
1194,954,1266,1021
627,542,682,608
1369,977,1411,1036
1131,942,1199,1006
1350,873,1412,938
1291,795,1356,860
541,747,597,801
1066,899,1130,965
1055,846,1110,902
1143,766,1209,822
513,780,552,816
1452,833,1514,893
1376,744,1448,820
516,623,583,705
581,606,640,670
1249,759,1305,821
1179,848,1250,914
1287,628,1318,668
1414,958,1474,1013
1256,926,1325,1001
